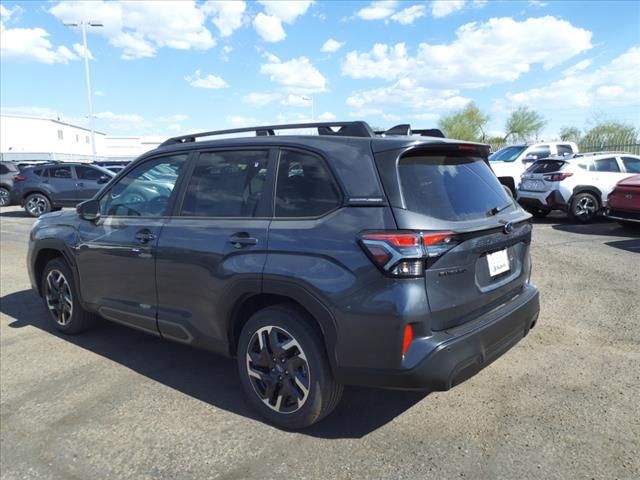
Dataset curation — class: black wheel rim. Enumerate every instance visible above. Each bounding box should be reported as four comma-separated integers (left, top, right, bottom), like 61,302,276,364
245,326,310,414
44,269,73,326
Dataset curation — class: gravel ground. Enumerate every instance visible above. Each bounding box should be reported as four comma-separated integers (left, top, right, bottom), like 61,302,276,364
1,205,639,480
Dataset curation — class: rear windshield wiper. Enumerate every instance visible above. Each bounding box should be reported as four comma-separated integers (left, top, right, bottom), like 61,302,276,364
486,202,512,217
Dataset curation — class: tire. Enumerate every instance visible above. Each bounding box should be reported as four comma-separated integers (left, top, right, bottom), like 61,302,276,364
525,206,550,218
41,258,97,334
569,192,599,223
237,305,343,429
0,187,10,207
24,193,52,217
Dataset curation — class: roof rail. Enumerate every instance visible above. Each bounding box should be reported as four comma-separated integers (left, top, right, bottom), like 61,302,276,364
380,124,446,138
158,121,376,147
574,151,627,157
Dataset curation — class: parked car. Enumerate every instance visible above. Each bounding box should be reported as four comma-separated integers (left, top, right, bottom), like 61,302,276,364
12,163,113,217
0,160,20,206
490,142,578,195
27,121,539,428
606,174,640,227
93,160,130,174
517,153,640,222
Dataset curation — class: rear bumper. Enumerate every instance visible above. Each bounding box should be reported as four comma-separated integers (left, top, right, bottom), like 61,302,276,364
517,190,567,211
337,283,539,390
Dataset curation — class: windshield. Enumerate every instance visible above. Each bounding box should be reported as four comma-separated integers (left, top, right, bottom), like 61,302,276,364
398,153,513,221
489,146,527,162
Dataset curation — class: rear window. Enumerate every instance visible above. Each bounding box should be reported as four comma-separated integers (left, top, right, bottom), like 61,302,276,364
489,146,526,162
526,160,567,173
0,163,19,174
398,153,512,221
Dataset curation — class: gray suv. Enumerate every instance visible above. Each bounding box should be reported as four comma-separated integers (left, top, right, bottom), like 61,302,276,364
27,122,540,428
11,163,113,217
0,160,20,206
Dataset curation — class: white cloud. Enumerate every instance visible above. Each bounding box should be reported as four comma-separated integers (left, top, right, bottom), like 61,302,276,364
226,115,259,127
472,0,488,7
411,113,441,122
185,69,229,89
258,0,314,23
201,0,246,37
253,13,286,42
221,44,232,61
94,90,105,97
242,92,282,106
342,17,593,89
356,1,397,20
390,5,426,25
317,112,336,121
431,0,465,18
95,111,144,122
528,0,548,7
0,106,61,118
72,43,94,60
260,54,326,93
281,94,312,107
167,123,183,131
158,114,188,122
562,58,592,76
321,38,344,53
503,47,640,110
49,1,215,60
0,26,78,64
0,4,22,22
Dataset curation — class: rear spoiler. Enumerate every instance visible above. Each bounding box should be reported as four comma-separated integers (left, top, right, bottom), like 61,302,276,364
375,124,446,138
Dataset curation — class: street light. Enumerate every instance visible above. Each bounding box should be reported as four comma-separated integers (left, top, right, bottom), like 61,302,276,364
300,95,314,121
64,20,103,161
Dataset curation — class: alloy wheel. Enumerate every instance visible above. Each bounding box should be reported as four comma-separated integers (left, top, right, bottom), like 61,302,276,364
44,269,73,326
26,195,49,216
575,197,596,217
245,325,311,414
0,188,9,206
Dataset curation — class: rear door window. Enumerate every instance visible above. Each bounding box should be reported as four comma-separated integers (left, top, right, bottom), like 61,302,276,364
180,150,269,217
590,158,620,172
621,156,640,173
75,165,105,181
48,166,72,179
275,150,341,218
398,153,512,221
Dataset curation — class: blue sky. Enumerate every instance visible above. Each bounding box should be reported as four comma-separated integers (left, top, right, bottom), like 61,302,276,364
1,0,639,140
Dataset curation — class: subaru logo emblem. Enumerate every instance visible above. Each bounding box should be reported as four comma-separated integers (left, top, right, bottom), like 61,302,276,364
503,222,514,234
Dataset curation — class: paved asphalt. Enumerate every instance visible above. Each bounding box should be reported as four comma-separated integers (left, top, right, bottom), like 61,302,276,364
1,205,638,480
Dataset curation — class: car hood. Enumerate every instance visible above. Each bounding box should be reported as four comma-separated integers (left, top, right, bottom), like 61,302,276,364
617,174,640,187
36,209,79,227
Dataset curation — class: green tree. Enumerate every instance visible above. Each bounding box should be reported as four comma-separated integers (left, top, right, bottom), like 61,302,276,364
580,121,638,148
503,107,546,142
438,102,490,142
559,126,582,143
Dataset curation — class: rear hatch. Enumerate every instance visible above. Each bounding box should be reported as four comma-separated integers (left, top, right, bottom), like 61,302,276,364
518,159,570,193
374,144,532,331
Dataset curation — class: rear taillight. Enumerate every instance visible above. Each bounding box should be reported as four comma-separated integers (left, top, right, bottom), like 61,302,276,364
359,230,456,277
13,175,26,182
543,172,573,182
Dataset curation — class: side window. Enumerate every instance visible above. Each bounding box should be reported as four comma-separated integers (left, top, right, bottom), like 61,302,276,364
557,145,574,156
75,165,105,181
180,150,269,217
100,154,186,217
526,147,551,160
621,156,640,173
275,150,341,218
0,164,8,175
591,158,620,172
48,166,72,179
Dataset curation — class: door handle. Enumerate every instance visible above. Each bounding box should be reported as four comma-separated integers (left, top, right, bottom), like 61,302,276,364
76,182,84,187
229,233,258,248
135,229,156,243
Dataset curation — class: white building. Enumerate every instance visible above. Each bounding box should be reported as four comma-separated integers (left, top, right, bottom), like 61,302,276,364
0,114,162,162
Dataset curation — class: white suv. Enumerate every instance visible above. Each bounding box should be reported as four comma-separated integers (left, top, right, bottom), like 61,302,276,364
490,142,578,194
517,153,640,222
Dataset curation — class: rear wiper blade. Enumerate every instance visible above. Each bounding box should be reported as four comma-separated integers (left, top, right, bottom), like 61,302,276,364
486,202,512,217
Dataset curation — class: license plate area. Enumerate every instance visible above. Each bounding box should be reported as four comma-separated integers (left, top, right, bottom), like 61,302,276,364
487,249,510,277
522,179,546,191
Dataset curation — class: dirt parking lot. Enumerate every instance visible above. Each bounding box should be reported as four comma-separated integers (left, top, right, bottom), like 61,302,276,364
1,205,639,480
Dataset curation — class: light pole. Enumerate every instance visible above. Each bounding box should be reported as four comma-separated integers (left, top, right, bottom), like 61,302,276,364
300,95,314,121
64,21,102,161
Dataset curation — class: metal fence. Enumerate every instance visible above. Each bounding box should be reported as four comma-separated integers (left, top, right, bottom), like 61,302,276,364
487,135,640,156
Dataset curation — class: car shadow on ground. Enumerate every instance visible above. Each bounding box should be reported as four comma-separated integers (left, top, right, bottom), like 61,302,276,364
0,289,428,439
530,213,640,243
0,209,29,218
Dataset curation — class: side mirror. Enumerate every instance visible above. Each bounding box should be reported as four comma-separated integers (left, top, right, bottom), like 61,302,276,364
77,199,100,221
97,175,111,184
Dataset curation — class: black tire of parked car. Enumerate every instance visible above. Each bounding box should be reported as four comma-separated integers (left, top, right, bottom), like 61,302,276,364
24,192,52,217
237,305,343,429
569,192,599,223
0,187,10,207
41,258,98,334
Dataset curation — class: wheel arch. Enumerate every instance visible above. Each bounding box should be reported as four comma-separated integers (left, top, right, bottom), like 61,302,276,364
228,282,339,374
571,185,603,208
31,240,78,297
